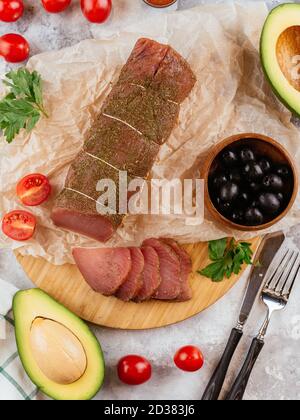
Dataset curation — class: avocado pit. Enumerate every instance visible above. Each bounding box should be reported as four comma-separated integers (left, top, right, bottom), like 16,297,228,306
30,317,87,385
276,26,300,92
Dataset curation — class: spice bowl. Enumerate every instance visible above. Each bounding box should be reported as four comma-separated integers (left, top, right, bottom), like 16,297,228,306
202,133,298,231
143,0,178,8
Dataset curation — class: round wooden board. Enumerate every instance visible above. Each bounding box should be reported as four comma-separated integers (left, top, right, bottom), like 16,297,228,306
16,237,261,330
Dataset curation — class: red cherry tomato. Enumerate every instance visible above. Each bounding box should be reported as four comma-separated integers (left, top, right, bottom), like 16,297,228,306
41,0,71,13
2,210,36,241
80,0,112,24
0,0,24,22
0,33,29,63
17,174,51,207
118,355,152,386
174,346,204,372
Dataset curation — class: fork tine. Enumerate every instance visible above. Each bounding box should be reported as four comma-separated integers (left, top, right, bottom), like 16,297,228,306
266,249,292,290
278,252,299,295
274,250,296,291
285,258,300,299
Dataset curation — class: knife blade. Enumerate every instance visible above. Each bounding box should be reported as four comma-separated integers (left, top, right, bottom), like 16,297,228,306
237,231,285,328
202,231,285,400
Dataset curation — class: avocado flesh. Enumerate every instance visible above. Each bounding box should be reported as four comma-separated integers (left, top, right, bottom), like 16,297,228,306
13,289,105,400
260,3,300,117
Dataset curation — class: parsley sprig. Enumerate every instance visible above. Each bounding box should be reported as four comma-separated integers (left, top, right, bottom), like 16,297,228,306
0,68,48,143
198,238,253,282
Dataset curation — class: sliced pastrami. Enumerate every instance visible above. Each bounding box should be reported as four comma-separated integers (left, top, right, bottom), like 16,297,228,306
115,247,145,302
142,238,181,300
162,238,192,302
73,247,131,296
135,246,161,302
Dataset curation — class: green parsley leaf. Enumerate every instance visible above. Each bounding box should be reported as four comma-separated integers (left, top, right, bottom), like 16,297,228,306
198,238,254,282
0,68,48,143
199,260,227,282
208,238,227,261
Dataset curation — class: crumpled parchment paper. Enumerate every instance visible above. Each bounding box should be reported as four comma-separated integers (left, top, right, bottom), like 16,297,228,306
1,1,299,265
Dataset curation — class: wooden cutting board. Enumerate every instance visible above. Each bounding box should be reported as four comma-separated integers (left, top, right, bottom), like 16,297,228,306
16,237,261,330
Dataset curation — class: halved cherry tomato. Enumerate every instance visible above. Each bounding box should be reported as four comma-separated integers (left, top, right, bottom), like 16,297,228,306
0,33,29,63
0,0,24,22
17,174,51,207
118,355,152,386
80,0,112,24
174,346,204,372
41,0,71,13
2,210,36,241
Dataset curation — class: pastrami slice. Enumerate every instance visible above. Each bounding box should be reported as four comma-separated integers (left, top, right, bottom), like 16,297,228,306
73,247,132,296
115,247,145,302
142,238,181,300
162,238,192,302
135,246,161,302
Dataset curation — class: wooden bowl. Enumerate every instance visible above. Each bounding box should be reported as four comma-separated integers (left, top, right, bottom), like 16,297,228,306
202,133,298,231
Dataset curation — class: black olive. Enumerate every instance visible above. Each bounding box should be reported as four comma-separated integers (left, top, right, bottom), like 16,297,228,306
258,193,281,215
237,192,250,207
211,173,228,190
220,182,239,202
258,158,272,174
249,181,261,193
228,168,242,184
243,161,264,181
240,147,255,163
276,165,292,179
221,150,238,166
244,207,264,226
277,192,284,202
262,174,284,192
230,209,244,224
250,199,259,208
217,200,232,215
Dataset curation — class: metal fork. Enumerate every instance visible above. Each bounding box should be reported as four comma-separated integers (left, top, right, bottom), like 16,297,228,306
225,247,300,401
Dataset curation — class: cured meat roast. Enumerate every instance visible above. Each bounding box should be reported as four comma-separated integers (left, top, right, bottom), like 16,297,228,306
51,38,196,242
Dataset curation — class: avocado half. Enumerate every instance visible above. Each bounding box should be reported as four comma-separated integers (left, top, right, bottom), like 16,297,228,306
13,289,105,400
260,3,300,116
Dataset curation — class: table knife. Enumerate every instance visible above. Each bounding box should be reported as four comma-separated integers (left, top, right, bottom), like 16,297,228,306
201,231,285,400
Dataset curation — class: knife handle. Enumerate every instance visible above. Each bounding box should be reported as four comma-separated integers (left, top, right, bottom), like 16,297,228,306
225,338,265,400
201,328,243,400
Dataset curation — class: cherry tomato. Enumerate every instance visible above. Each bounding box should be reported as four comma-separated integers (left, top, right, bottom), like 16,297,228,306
2,210,36,241
41,0,72,13
0,33,29,63
118,355,152,386
80,0,112,24
0,0,24,22
16,174,51,207
174,346,204,372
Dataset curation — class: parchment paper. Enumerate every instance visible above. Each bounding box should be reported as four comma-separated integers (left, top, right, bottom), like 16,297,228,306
1,1,300,265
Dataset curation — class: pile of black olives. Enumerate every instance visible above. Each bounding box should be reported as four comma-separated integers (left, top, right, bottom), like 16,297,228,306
208,144,293,226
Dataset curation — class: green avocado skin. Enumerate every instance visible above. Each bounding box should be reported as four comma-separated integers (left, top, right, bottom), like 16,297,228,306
13,289,105,401
260,3,300,119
